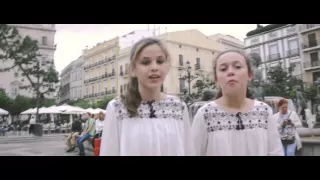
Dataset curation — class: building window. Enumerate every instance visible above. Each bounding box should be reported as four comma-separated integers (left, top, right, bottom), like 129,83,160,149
179,54,183,66
120,65,123,75
310,52,319,67
195,58,201,70
98,83,102,93
308,33,317,48
179,78,185,92
251,48,260,57
92,86,94,95
42,36,47,45
120,85,123,94
268,31,277,39
250,37,259,45
287,26,296,34
14,73,18,77
268,43,280,61
287,39,299,57
125,64,128,74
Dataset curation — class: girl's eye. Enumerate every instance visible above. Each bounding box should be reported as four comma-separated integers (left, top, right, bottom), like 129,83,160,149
157,59,165,64
142,60,150,65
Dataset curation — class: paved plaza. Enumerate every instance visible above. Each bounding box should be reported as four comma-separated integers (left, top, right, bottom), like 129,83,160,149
0,136,93,156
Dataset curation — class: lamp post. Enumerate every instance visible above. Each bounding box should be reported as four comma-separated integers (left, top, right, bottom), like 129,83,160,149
313,78,320,128
179,60,198,95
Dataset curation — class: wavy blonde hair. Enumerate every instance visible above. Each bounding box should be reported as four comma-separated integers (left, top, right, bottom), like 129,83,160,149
121,38,170,117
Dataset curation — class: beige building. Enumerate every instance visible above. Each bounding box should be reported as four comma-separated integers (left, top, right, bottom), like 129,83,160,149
209,33,244,51
82,37,119,103
298,24,320,84
0,24,58,99
117,29,224,96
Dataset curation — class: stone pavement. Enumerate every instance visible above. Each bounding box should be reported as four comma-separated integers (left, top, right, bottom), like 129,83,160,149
0,138,93,156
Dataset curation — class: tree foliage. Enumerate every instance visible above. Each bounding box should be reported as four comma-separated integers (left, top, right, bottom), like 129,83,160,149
69,95,115,110
0,89,56,116
0,24,59,122
96,96,115,109
263,62,304,100
192,73,216,99
70,99,93,109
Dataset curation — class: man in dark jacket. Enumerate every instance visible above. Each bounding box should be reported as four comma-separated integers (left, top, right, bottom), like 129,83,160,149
66,117,82,152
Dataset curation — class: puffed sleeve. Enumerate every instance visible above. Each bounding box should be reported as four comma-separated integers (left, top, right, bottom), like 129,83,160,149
267,107,284,156
182,102,195,156
191,106,208,156
100,100,120,156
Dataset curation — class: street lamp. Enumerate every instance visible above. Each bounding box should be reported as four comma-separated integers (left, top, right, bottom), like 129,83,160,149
179,60,198,95
313,78,320,128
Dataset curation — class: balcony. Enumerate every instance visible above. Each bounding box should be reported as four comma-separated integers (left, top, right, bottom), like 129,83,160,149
83,56,114,71
304,60,320,70
299,24,320,33
302,40,320,51
287,49,300,58
267,53,281,62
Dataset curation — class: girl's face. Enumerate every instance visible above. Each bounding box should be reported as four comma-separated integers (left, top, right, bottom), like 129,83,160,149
131,44,170,91
215,52,252,96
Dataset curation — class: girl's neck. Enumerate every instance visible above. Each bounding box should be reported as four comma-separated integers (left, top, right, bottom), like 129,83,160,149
138,85,164,102
221,94,246,109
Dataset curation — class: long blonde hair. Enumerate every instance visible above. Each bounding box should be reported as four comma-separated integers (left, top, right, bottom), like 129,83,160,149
212,49,254,99
121,38,170,117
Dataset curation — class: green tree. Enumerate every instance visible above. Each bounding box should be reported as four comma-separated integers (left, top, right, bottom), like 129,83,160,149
192,73,216,99
303,83,318,101
70,99,93,109
263,62,303,100
8,95,33,115
0,88,11,110
96,96,115,109
0,24,59,122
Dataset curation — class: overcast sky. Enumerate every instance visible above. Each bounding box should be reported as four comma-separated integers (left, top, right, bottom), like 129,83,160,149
54,24,268,73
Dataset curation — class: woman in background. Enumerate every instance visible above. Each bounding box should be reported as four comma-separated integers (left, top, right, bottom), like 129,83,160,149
273,99,302,156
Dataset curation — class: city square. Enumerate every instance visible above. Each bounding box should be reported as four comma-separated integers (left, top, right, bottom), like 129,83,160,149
1,24,320,156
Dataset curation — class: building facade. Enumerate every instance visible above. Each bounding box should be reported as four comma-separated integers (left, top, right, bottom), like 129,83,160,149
59,64,71,104
297,24,320,84
69,56,84,101
0,24,57,99
59,56,84,104
244,24,302,80
209,33,244,51
82,37,119,103
116,29,224,96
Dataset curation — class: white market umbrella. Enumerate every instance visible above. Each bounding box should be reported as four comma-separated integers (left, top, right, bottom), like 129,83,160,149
62,106,86,114
20,108,34,115
0,108,9,115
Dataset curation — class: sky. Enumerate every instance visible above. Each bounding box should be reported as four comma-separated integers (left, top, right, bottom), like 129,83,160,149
54,24,268,74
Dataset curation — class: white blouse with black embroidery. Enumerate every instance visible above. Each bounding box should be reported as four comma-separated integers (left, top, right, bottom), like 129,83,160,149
191,100,284,156
99,95,195,156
